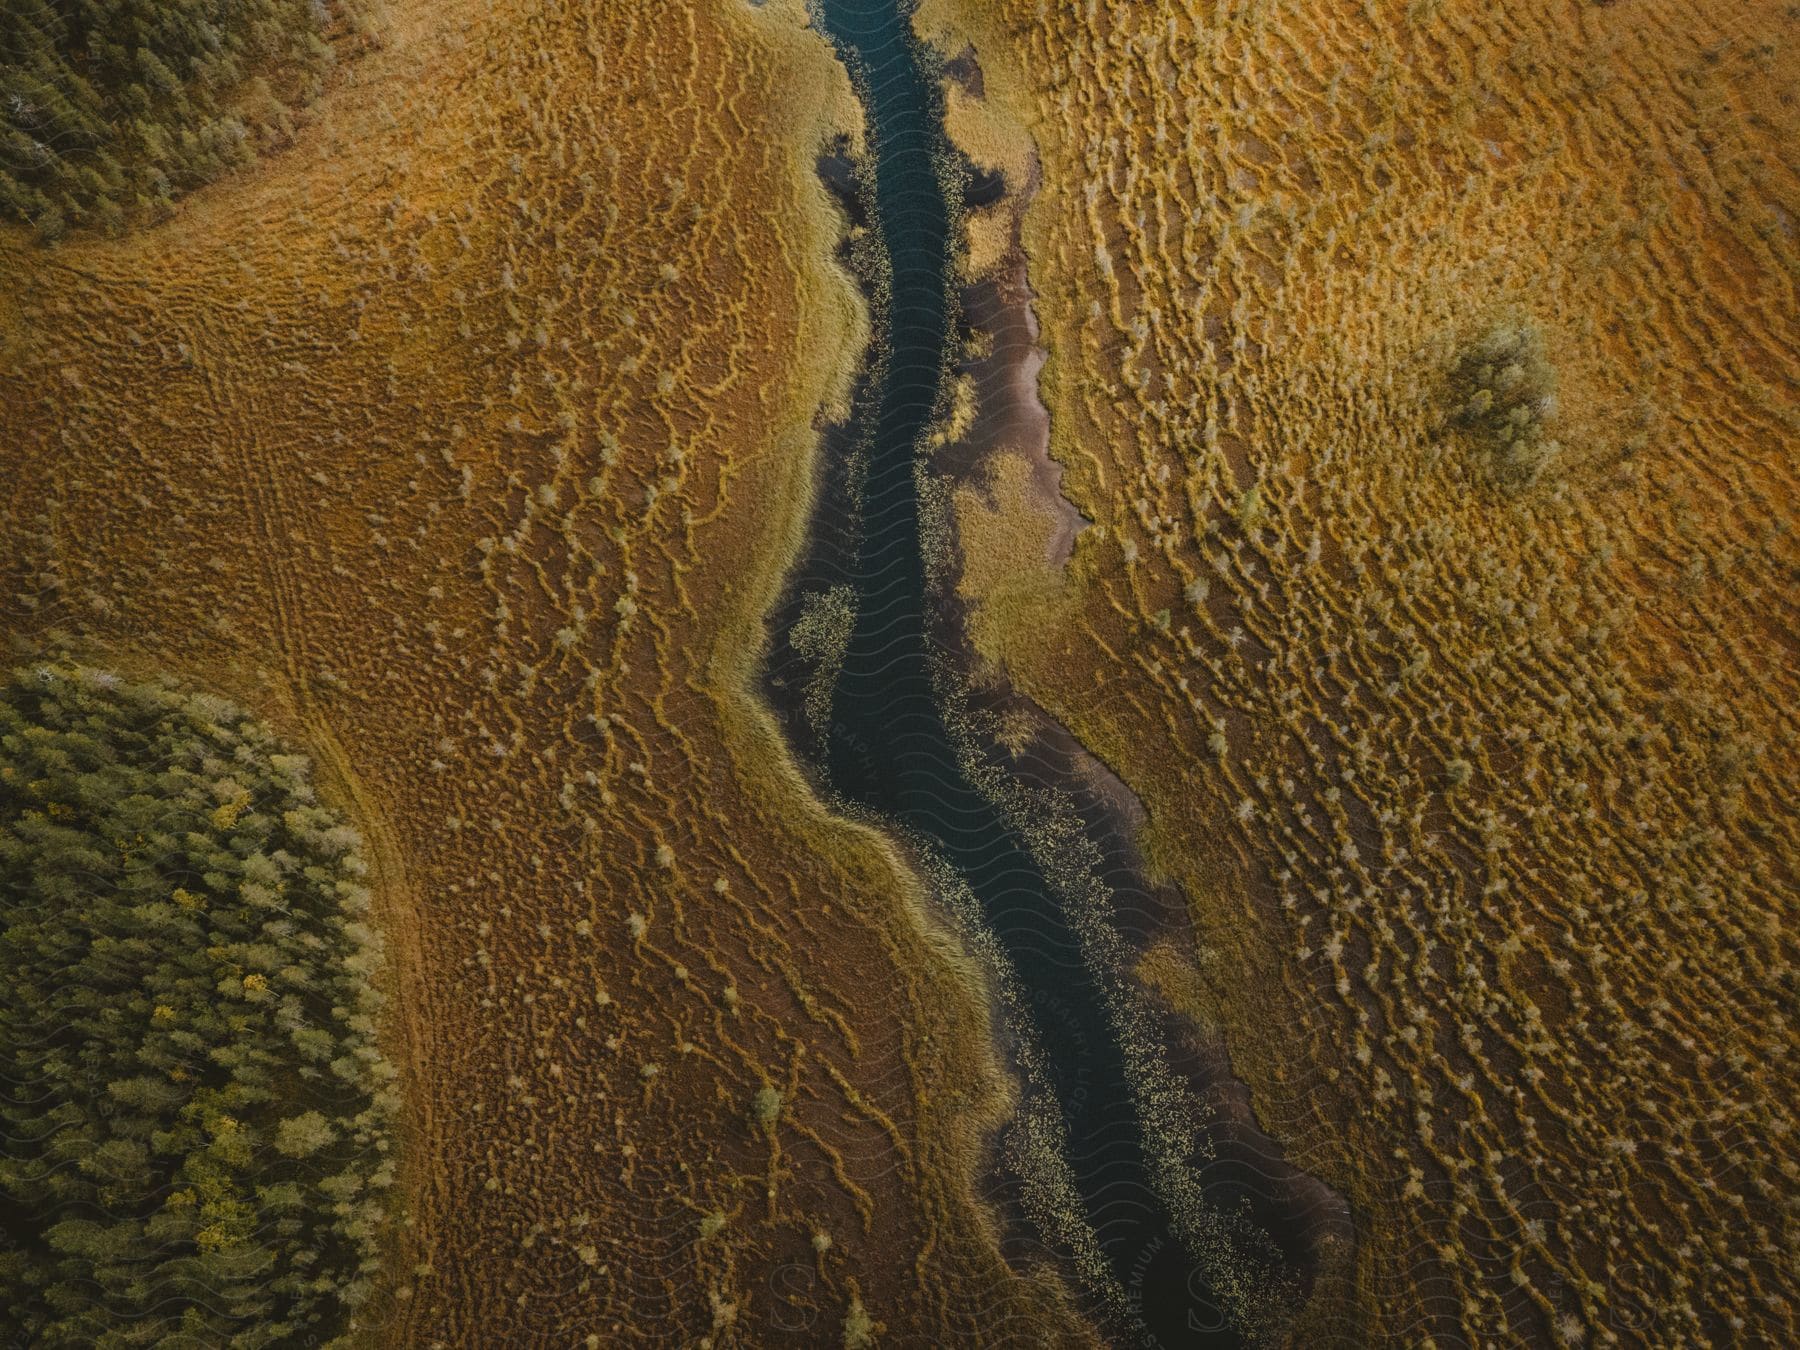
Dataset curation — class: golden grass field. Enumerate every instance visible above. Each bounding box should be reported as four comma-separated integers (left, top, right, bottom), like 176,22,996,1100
5,0,1797,1342
0,0,1095,1343
924,0,1798,1343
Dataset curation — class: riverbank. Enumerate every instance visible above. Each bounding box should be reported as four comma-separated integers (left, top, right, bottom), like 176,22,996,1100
912,0,1800,1342
769,2,1341,1343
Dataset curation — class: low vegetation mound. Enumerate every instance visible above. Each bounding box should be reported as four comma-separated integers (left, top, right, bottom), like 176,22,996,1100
0,663,397,1347
1447,319,1561,489
1,0,378,239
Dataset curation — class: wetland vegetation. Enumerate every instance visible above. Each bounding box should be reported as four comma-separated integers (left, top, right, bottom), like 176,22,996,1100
929,0,1800,1340
2,0,1794,1342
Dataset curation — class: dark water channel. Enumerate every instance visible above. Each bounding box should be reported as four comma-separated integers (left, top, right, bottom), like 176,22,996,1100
773,1,1291,1344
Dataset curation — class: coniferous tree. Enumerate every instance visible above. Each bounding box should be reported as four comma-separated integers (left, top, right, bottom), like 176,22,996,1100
0,663,398,1346
0,0,381,238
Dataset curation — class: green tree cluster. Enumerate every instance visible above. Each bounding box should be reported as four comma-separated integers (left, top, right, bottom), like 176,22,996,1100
1447,319,1562,489
0,663,397,1347
1,0,376,240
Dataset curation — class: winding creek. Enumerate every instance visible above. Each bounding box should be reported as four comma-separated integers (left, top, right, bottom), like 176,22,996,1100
768,1,1324,1343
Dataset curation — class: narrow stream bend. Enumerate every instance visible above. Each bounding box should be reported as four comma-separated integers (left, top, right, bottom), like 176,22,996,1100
767,1,1321,1344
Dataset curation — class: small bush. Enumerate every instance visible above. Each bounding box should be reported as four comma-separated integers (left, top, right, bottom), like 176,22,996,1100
0,663,397,1345
1447,320,1561,488
843,1293,879,1348
749,1085,782,1130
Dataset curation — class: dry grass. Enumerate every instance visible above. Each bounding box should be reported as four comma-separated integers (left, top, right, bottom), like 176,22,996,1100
926,0,1799,1343
0,0,1094,1342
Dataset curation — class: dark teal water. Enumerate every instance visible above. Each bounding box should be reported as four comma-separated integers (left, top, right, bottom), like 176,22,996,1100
785,1,1300,1344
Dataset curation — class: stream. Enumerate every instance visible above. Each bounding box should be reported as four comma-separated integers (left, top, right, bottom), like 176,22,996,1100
769,1,1305,1343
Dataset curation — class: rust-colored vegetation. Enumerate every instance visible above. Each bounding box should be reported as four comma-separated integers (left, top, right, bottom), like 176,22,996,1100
928,0,1799,1342
0,0,1092,1342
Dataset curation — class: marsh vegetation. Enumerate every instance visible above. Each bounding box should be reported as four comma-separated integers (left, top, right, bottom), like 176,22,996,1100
0,0,1098,1341
931,0,1800,1340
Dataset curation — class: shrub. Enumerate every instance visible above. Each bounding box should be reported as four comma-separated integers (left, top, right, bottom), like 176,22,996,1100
749,1085,782,1131
843,1293,878,1349
0,663,397,1346
1447,320,1561,488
